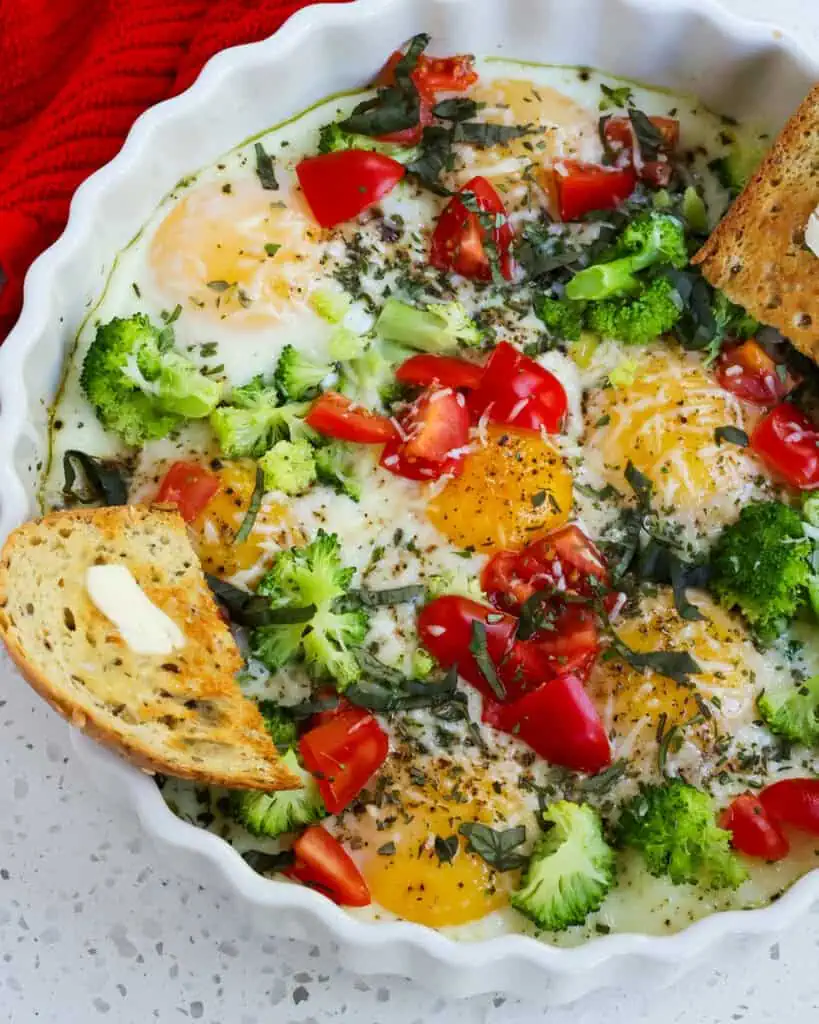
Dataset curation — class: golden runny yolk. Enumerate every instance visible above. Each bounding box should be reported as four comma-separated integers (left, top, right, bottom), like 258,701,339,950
150,179,323,325
355,766,522,927
456,79,601,209
188,461,295,578
584,351,761,512
587,590,759,758
426,425,572,552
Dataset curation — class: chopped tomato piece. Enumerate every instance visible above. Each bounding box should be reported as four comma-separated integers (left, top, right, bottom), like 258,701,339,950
306,392,398,444
296,151,405,228
377,50,478,100
380,387,470,481
289,826,371,907
467,341,567,433
429,176,514,281
716,340,793,407
760,778,819,835
156,461,220,523
720,793,790,861
553,160,637,221
489,674,611,774
300,708,389,814
603,116,680,187
750,403,819,490
396,353,484,391
418,596,518,700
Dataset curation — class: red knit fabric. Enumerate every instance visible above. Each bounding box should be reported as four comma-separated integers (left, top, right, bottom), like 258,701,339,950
0,0,349,341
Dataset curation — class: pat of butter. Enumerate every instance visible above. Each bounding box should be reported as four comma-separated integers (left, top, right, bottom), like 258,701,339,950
86,564,186,656
806,206,819,258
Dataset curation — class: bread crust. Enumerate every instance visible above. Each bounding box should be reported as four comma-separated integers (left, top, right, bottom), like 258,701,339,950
0,505,300,791
693,85,819,358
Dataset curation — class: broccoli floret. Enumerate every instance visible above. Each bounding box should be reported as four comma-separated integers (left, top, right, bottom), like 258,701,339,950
251,530,368,688
210,375,312,457
81,314,222,445
340,338,410,411
710,501,811,643
232,748,325,837
315,442,363,501
618,779,747,889
259,439,317,495
511,802,615,931
328,326,369,362
258,701,298,751
375,297,483,352
274,344,336,401
411,648,435,679
758,676,819,746
318,122,421,163
538,295,585,341
565,213,688,301
308,287,352,324
585,276,682,345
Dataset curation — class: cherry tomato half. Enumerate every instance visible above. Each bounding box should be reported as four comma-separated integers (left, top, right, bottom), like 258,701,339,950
418,596,518,700
602,115,680,188
156,461,220,523
553,160,637,221
717,340,793,407
306,392,398,444
396,353,485,391
289,826,371,907
380,387,470,481
760,778,819,835
376,50,478,100
751,403,819,490
488,673,611,774
430,176,514,281
467,341,568,434
296,151,406,228
719,793,790,861
299,707,389,814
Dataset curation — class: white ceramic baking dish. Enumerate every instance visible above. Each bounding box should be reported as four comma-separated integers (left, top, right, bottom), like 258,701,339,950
1,0,818,1002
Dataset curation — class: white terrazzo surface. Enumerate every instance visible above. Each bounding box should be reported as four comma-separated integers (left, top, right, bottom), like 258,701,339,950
2,1,819,1020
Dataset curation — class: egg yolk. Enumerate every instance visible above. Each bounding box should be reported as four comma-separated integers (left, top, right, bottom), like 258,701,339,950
355,766,521,927
150,179,323,324
426,425,572,551
457,79,600,207
585,351,761,515
587,590,759,755
188,461,295,578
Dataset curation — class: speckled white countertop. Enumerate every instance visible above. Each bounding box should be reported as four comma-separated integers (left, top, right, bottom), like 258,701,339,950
3,2,819,1021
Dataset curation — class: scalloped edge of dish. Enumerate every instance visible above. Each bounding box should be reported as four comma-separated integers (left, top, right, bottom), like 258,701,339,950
1,0,818,1001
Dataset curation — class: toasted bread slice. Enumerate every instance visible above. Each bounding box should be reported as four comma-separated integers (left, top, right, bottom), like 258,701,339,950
0,505,299,791
693,85,819,359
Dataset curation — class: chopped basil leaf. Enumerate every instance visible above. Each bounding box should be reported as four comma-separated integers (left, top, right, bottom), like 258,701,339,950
377,841,397,856
287,694,341,720
207,279,231,292
62,450,128,507
628,108,664,161
347,655,460,713
242,849,295,874
206,575,315,628
254,142,278,191
264,243,281,257
714,425,749,447
340,33,429,136
341,584,425,609
469,620,505,700
579,758,629,794
453,121,532,147
432,97,481,121
458,822,527,871
599,83,634,110
234,467,264,545
434,834,459,864
624,459,653,509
